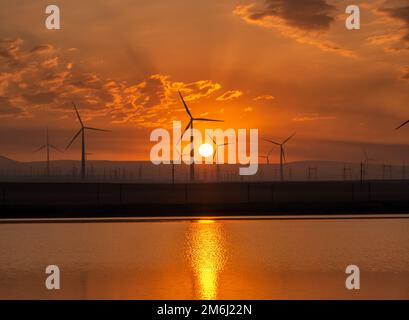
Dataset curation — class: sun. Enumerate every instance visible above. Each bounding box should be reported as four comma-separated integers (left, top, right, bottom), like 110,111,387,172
198,143,214,158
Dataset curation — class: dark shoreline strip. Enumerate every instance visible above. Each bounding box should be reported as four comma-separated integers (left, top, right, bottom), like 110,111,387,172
2,214,409,224
1,180,409,219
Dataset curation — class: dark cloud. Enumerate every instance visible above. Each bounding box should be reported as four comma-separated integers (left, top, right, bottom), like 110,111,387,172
234,1,353,56
0,38,22,64
248,0,336,31
380,3,409,44
30,45,54,54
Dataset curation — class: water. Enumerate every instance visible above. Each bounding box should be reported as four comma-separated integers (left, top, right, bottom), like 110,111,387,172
0,216,408,299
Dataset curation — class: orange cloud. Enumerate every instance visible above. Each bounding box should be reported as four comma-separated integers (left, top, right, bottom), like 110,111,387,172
216,90,243,101
0,38,227,126
292,114,336,122
106,74,224,126
177,79,221,101
253,94,275,101
234,3,355,57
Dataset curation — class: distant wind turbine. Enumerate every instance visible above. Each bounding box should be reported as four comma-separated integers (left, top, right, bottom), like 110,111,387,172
207,133,233,181
34,127,61,177
264,133,296,181
66,102,110,180
363,149,375,165
258,147,274,165
178,91,224,182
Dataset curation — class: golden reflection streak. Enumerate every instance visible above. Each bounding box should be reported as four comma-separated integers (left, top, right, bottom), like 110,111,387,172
186,219,228,300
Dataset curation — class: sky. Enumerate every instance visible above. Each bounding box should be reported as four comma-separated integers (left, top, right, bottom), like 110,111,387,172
0,0,409,163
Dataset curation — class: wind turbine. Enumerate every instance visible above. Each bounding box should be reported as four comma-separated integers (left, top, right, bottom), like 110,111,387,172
207,133,233,181
178,91,224,182
34,127,61,177
66,102,110,180
258,147,274,165
363,148,376,165
264,133,296,181
258,147,274,181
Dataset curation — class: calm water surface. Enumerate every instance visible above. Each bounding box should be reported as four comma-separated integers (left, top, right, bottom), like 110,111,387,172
0,216,408,299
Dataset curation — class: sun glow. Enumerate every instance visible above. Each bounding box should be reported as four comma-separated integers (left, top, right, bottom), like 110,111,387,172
198,143,214,158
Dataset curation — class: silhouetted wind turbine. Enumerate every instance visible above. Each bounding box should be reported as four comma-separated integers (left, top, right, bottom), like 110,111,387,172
207,134,232,163
264,133,296,181
363,149,375,165
66,102,110,180
207,133,233,181
178,91,224,182
258,147,274,165
34,127,61,177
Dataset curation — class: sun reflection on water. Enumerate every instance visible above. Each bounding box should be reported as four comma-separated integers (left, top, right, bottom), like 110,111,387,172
185,220,228,300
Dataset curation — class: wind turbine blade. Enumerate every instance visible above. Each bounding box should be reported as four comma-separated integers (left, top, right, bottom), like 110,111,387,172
85,127,111,132
66,129,82,150
181,120,192,138
177,120,192,144
50,145,63,152
178,91,193,119
194,118,224,122
282,148,286,164
264,138,281,146
282,133,296,145
222,142,233,146
396,120,409,130
72,102,84,127
33,145,46,153
207,133,216,146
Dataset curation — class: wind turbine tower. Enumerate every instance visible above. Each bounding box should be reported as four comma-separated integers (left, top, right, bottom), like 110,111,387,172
66,102,110,180
208,133,232,181
265,133,296,181
34,127,60,177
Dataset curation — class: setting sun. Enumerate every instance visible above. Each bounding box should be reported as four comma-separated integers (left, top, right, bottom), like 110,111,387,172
198,143,214,158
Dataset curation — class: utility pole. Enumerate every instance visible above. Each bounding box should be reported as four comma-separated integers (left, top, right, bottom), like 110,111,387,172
360,161,364,183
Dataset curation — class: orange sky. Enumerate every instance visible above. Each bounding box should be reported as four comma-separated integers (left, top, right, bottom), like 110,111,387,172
0,0,409,163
